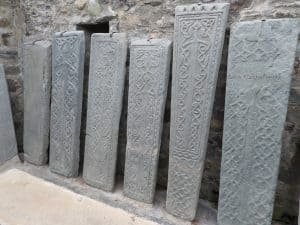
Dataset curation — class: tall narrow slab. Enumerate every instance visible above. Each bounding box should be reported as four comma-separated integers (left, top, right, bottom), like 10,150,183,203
83,33,127,191
124,39,171,203
0,65,18,165
166,3,229,220
49,31,85,177
218,19,299,225
23,40,52,165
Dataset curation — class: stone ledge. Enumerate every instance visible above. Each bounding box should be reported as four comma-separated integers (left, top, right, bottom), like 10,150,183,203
0,168,159,225
0,156,217,225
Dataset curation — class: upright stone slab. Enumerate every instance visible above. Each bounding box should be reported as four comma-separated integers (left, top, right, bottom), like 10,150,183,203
166,3,229,220
83,33,127,191
124,39,171,203
23,40,52,165
49,31,85,177
0,64,18,165
218,19,299,225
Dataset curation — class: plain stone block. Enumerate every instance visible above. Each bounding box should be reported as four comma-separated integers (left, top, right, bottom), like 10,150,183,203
23,40,52,165
49,31,85,177
83,33,127,191
124,38,172,203
0,64,18,166
166,3,229,220
218,19,299,225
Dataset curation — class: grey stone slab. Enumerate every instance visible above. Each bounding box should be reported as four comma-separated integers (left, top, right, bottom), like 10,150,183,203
218,19,299,225
23,40,52,165
49,31,85,177
0,64,18,166
83,33,128,191
166,3,229,220
124,39,172,203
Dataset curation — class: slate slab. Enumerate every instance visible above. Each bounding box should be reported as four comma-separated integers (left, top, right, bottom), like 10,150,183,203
0,64,18,166
49,31,85,177
23,40,52,165
218,19,299,225
83,33,128,191
166,3,229,220
124,39,172,203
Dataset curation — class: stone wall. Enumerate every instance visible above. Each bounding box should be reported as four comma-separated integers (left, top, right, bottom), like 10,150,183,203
0,0,299,224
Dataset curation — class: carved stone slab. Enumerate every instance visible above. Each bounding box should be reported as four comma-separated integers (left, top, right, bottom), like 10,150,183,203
49,31,85,177
83,33,127,191
124,39,171,203
218,19,299,225
23,40,52,165
166,3,229,220
0,64,18,166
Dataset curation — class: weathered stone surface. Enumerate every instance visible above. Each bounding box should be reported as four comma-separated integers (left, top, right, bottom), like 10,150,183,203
166,3,229,220
3,0,300,222
124,39,171,203
218,19,299,225
49,31,85,177
0,64,17,166
23,40,51,165
83,33,127,191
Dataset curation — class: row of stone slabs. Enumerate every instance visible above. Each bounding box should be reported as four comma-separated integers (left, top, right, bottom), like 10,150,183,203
11,2,298,225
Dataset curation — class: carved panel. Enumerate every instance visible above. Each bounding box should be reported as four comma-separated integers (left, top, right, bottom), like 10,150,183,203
49,31,85,177
124,39,171,203
218,19,299,225
166,3,229,220
83,33,127,191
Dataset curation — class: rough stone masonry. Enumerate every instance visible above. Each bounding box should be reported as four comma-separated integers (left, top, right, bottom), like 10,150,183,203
218,19,299,225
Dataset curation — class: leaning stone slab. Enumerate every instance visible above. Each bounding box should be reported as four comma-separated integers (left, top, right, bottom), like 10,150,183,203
83,33,127,191
23,40,52,165
124,39,171,203
0,64,18,166
49,31,85,177
218,19,299,225
166,3,229,220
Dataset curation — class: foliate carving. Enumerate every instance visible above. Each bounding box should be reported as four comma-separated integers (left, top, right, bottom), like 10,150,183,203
124,39,171,203
218,19,299,225
166,3,229,220
0,64,18,166
23,40,52,165
49,31,85,177
83,33,127,191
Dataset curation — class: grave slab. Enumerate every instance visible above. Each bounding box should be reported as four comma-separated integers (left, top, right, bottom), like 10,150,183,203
49,31,85,177
83,33,127,191
166,3,229,220
218,19,299,225
0,65,18,166
23,40,52,165
124,39,172,203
